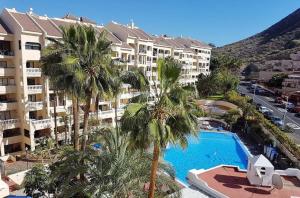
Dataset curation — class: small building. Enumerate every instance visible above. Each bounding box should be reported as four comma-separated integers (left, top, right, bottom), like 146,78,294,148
247,154,274,187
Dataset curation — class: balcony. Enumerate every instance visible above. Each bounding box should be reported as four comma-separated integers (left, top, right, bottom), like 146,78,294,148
0,49,14,58
139,49,147,54
30,118,52,130
26,68,41,77
0,101,17,111
28,101,44,111
27,85,43,94
0,119,20,130
0,85,16,94
0,66,15,76
120,92,140,99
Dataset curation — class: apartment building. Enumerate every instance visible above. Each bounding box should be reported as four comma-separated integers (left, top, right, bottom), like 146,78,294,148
0,8,211,156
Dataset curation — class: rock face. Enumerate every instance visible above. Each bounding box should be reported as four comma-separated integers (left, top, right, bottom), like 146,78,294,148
215,8,300,67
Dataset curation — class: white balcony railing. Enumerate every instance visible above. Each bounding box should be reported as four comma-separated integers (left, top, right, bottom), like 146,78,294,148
0,67,15,76
0,85,16,94
26,68,42,77
28,101,44,110
30,118,52,130
27,85,43,94
0,101,17,111
0,119,20,129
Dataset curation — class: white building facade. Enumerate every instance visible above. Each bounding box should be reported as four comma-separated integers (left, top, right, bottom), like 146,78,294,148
0,8,211,156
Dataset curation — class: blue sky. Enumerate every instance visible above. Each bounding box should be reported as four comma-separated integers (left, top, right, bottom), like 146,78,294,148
1,0,299,46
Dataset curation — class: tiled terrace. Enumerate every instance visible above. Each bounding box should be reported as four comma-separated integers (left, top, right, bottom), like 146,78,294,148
198,166,300,198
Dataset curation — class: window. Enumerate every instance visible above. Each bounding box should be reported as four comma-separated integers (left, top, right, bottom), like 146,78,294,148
0,78,9,86
4,143,22,154
3,128,21,138
28,94,37,102
0,111,11,120
25,42,41,50
26,61,36,68
24,129,30,138
0,61,7,68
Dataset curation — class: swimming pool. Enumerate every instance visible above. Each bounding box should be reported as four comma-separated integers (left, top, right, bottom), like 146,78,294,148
164,131,250,184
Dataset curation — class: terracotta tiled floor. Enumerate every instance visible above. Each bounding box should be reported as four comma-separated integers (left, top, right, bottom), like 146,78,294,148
198,166,300,198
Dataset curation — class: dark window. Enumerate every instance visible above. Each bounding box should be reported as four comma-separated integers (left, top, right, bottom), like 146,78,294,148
28,94,36,102
4,143,22,154
25,42,41,50
27,78,35,85
0,111,11,120
24,129,30,138
26,61,36,68
0,61,7,68
3,128,21,138
19,40,21,50
0,41,11,51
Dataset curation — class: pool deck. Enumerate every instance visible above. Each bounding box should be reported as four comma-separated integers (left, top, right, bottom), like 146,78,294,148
197,166,300,198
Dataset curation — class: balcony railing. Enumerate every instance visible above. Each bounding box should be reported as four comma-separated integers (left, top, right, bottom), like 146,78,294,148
0,119,20,129
27,85,43,94
28,101,44,110
139,49,147,54
0,50,14,56
0,101,17,110
26,68,42,77
0,66,15,76
30,118,52,130
0,85,16,94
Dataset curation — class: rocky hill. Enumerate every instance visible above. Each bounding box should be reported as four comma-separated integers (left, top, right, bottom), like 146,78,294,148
214,8,300,65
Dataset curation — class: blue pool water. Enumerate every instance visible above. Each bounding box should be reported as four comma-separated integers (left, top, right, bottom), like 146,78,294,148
164,131,249,184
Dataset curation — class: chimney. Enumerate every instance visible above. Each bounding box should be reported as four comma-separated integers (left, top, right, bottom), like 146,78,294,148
29,8,33,15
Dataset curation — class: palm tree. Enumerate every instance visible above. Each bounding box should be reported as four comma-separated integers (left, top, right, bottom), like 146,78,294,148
41,38,83,151
121,57,199,198
109,64,149,131
48,127,180,197
62,25,112,152
42,25,112,151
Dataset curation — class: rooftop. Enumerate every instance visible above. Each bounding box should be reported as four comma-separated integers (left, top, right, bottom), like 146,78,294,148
197,166,300,198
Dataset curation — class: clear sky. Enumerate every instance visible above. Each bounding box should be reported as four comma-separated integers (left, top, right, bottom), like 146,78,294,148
1,0,299,46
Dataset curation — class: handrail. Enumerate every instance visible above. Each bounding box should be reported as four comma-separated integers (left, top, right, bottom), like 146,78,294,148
0,119,19,124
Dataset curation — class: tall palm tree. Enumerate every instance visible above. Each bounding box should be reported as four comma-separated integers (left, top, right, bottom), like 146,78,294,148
64,25,112,152
41,37,84,151
121,57,199,198
42,25,112,151
109,64,149,131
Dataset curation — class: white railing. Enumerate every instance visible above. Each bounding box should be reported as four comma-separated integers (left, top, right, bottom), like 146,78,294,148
0,85,16,93
27,85,43,93
0,101,17,110
26,68,41,76
28,101,44,109
31,118,51,125
0,119,19,125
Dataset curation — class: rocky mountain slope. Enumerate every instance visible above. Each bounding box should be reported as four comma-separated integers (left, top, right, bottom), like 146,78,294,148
214,8,300,65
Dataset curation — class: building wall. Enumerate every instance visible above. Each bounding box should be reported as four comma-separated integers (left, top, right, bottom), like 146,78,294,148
0,8,211,156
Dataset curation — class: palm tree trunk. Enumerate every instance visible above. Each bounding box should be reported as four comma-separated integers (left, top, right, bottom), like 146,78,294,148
114,96,118,132
64,115,68,144
148,143,160,198
81,94,92,151
95,94,99,121
72,96,80,151
54,90,58,148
